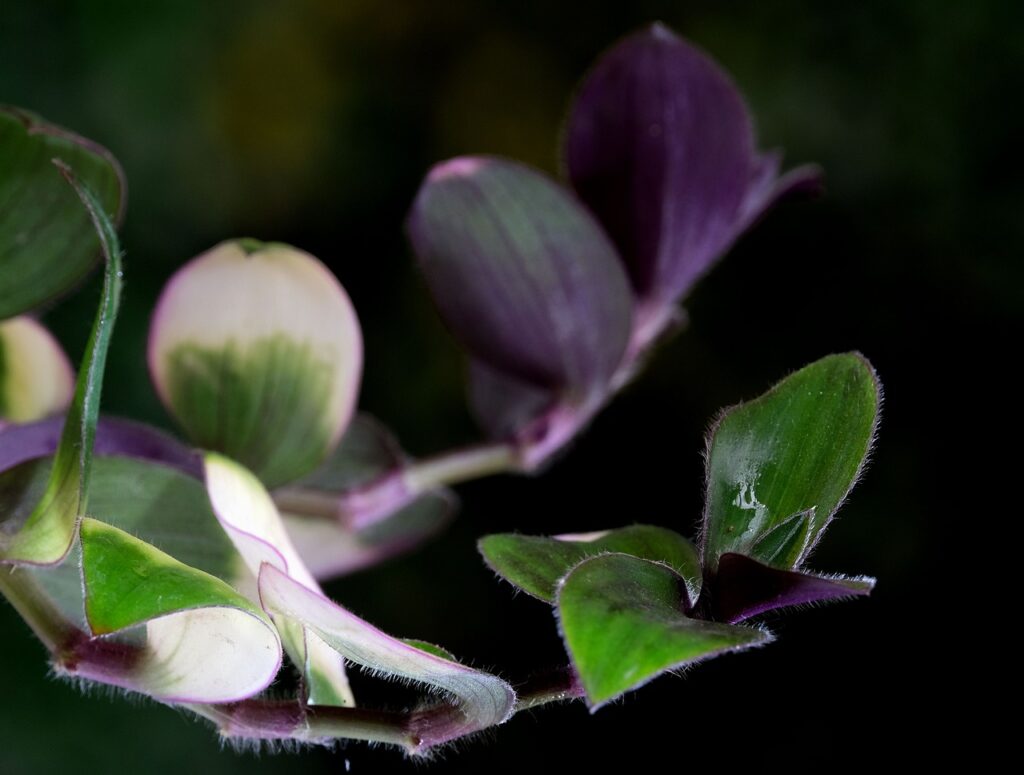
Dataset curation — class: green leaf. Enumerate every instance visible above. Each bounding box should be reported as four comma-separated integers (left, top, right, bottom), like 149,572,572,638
750,509,813,569
702,353,881,570
479,525,702,605
0,162,122,565
81,518,259,634
4,456,239,577
557,554,770,708
0,317,74,423
1,454,243,628
78,518,281,703
149,240,362,487
0,107,124,319
259,563,516,747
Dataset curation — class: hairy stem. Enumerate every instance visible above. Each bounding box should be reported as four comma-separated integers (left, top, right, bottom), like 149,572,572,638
513,666,585,712
187,700,420,751
189,664,583,755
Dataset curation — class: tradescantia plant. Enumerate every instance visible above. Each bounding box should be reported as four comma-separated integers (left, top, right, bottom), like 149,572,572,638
0,24,880,756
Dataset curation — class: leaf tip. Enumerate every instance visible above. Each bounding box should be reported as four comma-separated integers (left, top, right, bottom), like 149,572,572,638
426,156,489,184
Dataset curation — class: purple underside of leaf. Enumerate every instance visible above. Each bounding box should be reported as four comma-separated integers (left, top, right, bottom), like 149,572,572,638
0,415,201,477
713,552,875,624
566,23,815,307
407,155,633,393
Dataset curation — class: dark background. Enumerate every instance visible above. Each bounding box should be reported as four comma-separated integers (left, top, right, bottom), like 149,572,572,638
1,0,1013,771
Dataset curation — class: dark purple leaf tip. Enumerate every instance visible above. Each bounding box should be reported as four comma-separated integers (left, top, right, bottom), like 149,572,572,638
713,552,874,624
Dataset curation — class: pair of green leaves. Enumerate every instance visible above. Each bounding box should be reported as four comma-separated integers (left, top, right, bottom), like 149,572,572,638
481,352,880,708
481,526,770,708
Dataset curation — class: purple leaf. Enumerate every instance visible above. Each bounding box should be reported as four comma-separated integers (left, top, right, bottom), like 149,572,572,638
0,416,201,478
566,23,820,313
408,156,633,394
714,552,874,624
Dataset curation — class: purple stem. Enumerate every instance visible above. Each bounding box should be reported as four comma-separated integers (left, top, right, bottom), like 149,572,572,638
189,665,584,755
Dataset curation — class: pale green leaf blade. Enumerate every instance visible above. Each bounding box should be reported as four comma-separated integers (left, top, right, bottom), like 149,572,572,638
2,453,244,628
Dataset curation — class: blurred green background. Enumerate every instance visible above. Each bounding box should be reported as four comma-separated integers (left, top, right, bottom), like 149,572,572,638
1,0,1013,771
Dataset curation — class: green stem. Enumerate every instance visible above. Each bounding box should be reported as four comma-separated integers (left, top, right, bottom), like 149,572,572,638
403,442,521,492
275,442,521,529
0,567,75,652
